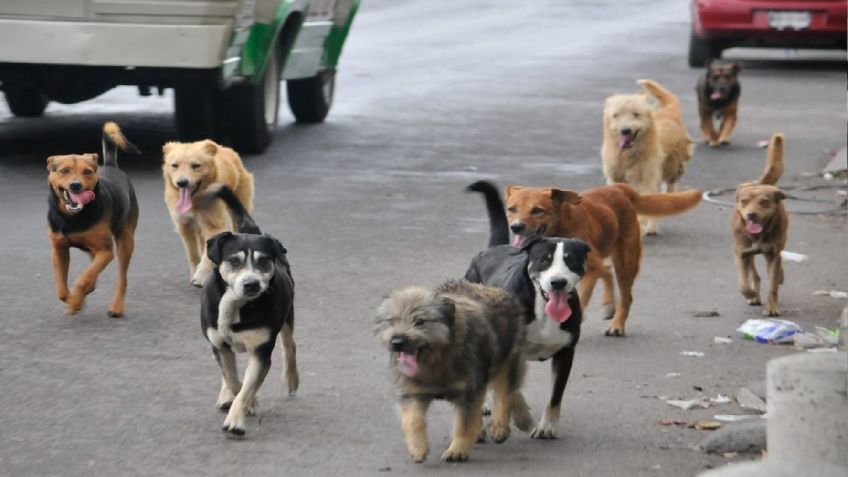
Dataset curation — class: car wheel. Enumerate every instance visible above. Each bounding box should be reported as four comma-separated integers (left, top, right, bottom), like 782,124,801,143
3,82,49,117
174,85,225,142
226,47,282,153
688,32,721,67
287,69,334,124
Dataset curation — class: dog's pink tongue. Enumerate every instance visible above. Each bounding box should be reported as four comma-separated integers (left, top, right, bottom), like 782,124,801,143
746,220,763,235
513,234,526,249
545,291,572,323
175,188,192,214
710,91,723,100
397,352,418,377
617,135,628,149
69,190,95,205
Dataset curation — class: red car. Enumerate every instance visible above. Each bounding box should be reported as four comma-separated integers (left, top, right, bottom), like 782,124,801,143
689,0,847,66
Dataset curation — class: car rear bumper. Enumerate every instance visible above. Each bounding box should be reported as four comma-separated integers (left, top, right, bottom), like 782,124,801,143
691,0,847,48
0,19,232,68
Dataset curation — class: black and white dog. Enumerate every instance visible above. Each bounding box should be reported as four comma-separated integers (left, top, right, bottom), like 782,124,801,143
200,185,299,436
464,181,590,439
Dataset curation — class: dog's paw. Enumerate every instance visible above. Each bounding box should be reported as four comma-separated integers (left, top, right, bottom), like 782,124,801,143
246,398,258,416
481,405,491,416
440,447,469,463
719,139,731,146
222,415,246,437
709,141,720,148
763,305,780,317
487,423,510,444
408,447,428,463
511,405,534,433
65,294,84,315
190,277,204,288
600,303,616,321
604,327,625,337
747,297,762,306
530,422,557,439
476,424,488,443
107,309,124,318
217,400,233,412
57,290,69,302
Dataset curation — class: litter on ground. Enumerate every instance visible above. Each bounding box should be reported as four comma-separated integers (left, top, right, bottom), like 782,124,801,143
680,351,705,357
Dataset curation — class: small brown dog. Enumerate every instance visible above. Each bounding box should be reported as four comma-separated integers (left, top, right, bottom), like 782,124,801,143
47,122,139,316
505,184,702,336
602,79,695,234
697,60,741,147
162,140,254,286
733,133,786,316
375,280,530,463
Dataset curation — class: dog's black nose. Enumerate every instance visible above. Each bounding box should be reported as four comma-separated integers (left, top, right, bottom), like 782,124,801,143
621,128,633,136
68,181,83,192
390,336,405,351
510,222,526,234
746,213,758,221
176,178,189,188
242,280,261,294
550,277,568,290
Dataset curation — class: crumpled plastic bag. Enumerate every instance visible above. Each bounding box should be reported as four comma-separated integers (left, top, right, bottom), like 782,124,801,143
737,319,803,344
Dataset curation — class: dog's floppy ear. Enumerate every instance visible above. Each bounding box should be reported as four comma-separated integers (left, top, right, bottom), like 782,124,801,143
731,63,741,74
550,188,581,205
265,235,288,261
202,140,218,156
432,296,455,328
573,239,592,259
206,232,234,265
46,156,57,171
162,141,177,158
85,153,100,168
769,187,786,202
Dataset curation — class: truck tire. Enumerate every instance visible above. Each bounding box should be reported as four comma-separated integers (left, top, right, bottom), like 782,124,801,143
287,70,334,124
3,82,49,117
225,47,282,153
688,32,721,67
174,85,225,142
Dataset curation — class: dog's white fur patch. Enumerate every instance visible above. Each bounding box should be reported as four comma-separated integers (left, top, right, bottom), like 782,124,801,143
525,243,577,361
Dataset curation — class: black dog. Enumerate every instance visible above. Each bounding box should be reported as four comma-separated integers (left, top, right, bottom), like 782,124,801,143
200,185,299,436
464,180,590,439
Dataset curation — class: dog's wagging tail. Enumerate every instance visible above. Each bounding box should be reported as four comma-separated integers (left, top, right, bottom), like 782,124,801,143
467,180,510,247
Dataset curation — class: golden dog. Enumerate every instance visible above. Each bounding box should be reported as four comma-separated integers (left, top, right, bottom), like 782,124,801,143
162,140,254,286
733,133,787,316
602,79,695,235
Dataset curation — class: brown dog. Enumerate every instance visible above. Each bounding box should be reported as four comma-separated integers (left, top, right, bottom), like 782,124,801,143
47,122,139,316
602,80,695,235
733,133,786,316
506,184,702,336
697,60,741,147
162,140,254,286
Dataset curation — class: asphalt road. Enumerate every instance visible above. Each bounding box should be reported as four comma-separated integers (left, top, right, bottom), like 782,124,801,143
1,1,846,476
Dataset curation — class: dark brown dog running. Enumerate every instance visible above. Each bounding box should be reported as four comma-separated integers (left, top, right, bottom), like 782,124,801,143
47,122,140,316
733,133,787,316
696,59,741,147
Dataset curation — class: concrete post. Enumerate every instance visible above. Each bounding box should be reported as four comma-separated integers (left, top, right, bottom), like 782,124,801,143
766,351,848,467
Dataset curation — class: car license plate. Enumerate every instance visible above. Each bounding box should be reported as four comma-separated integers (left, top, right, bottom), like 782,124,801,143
768,11,811,31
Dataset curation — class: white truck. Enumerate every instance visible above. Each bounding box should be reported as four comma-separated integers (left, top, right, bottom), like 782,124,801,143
0,0,359,152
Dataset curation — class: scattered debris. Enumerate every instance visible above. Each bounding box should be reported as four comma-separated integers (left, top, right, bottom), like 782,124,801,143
723,452,739,459
736,388,767,414
793,326,840,349
714,336,733,344
779,250,808,264
693,310,721,317
463,166,479,172
693,420,722,431
715,414,761,423
738,318,802,344
666,372,682,378
660,418,688,426
813,290,848,299
681,351,705,357
693,385,704,392
756,140,769,149
710,394,732,405
378,466,392,472
822,147,847,180
665,398,709,410
807,348,838,353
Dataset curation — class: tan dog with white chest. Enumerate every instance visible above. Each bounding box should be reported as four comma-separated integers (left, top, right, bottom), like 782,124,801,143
602,80,695,235
162,140,254,286
733,133,787,316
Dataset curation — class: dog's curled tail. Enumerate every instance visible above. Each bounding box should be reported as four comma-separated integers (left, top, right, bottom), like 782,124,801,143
467,180,510,247
621,185,703,217
102,122,140,167
638,79,681,111
758,133,784,186
199,184,261,235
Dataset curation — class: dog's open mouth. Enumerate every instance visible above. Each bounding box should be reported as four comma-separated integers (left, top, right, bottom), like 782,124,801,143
59,187,96,212
745,219,763,235
710,90,723,101
618,131,639,149
541,290,573,323
397,350,419,377
175,183,199,214
512,225,548,248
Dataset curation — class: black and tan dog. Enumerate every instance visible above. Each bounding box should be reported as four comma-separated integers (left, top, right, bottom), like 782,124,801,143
733,133,787,316
465,181,591,439
200,185,298,436
376,280,529,463
697,59,741,147
47,122,139,317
